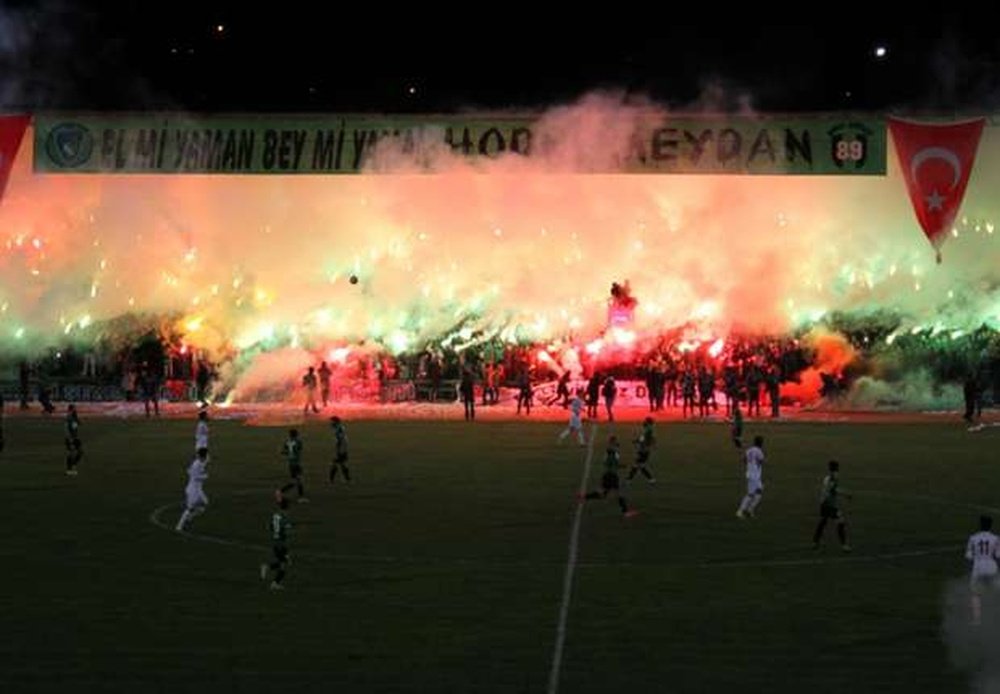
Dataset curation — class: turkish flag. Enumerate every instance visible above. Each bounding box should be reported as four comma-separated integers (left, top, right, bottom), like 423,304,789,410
889,117,985,259
0,114,30,206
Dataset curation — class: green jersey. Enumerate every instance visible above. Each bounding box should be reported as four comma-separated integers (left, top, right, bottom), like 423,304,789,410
283,438,303,466
604,444,621,473
270,511,291,544
65,413,80,440
636,424,655,453
333,423,348,457
820,474,843,508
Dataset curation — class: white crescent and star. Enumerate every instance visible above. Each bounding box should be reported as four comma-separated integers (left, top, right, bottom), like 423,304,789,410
924,189,945,211
910,146,963,213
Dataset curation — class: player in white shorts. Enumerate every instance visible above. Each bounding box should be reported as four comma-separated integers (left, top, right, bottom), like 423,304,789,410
176,447,210,531
966,515,1000,625
558,390,586,446
736,435,765,519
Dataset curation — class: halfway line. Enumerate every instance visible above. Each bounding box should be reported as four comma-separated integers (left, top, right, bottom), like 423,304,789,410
547,422,597,694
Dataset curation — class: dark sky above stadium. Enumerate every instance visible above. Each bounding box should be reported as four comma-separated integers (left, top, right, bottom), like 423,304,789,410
3,2,1000,114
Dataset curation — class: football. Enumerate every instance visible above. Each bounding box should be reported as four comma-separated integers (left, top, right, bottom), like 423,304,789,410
349,274,358,284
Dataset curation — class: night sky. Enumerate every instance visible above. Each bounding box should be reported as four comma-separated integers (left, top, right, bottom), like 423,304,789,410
2,3,1000,113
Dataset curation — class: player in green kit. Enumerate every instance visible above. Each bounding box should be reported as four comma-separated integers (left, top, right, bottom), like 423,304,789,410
329,416,351,484
578,435,639,518
627,417,657,484
730,400,744,449
260,496,292,590
812,460,852,551
278,429,308,503
65,404,82,475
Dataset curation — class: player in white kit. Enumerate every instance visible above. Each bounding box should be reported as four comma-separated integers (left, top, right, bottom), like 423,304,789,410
558,390,586,446
175,447,210,531
736,435,765,519
194,410,209,451
966,515,1000,626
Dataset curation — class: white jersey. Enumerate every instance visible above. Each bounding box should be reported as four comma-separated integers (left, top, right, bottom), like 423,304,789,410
569,397,583,423
195,421,209,450
185,457,209,492
966,531,1000,577
744,446,764,481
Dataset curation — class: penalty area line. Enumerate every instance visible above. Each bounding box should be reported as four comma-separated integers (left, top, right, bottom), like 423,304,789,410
149,501,271,554
149,498,409,564
148,487,988,571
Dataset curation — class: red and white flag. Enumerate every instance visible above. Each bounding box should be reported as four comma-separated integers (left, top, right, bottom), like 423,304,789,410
0,114,30,205
888,116,985,262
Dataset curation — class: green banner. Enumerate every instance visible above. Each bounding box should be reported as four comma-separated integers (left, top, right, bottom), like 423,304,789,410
34,114,886,175
630,118,885,174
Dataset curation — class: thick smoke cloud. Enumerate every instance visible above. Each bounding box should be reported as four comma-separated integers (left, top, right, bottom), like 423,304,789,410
943,578,1000,693
1,93,998,403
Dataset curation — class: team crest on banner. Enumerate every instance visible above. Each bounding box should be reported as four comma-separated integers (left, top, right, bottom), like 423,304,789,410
0,114,30,205
888,117,985,262
828,121,874,170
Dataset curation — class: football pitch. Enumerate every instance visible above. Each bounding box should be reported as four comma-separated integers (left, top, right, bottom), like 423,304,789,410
1,414,997,693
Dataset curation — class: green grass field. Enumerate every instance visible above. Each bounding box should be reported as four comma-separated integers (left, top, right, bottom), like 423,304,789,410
0,414,997,693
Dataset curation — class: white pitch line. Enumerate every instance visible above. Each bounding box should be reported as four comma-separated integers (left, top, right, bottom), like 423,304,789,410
151,496,963,570
149,488,996,572
149,500,404,562
546,423,597,694
149,502,271,553
691,544,961,569
854,490,1000,516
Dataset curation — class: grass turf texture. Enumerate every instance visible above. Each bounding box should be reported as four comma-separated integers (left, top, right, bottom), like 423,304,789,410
0,416,995,693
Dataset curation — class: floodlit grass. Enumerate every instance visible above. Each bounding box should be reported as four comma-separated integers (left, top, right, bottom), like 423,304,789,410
0,414,995,693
